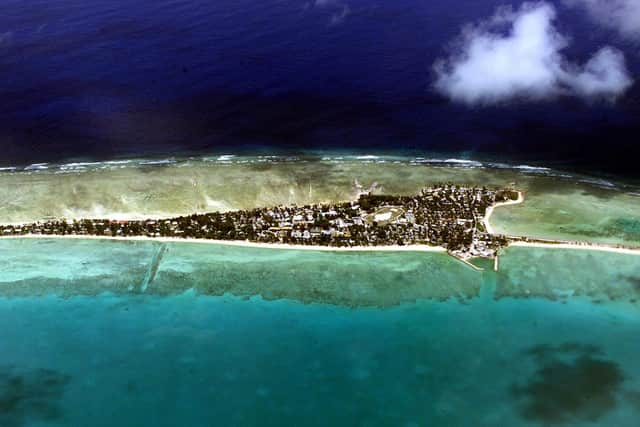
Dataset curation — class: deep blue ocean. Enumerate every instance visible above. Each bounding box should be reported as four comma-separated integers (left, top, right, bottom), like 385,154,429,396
1,0,639,175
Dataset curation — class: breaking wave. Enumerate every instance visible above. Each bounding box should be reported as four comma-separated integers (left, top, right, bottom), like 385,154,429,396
0,153,636,193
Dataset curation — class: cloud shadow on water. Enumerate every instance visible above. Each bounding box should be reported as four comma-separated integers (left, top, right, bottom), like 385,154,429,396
0,366,71,427
511,343,625,424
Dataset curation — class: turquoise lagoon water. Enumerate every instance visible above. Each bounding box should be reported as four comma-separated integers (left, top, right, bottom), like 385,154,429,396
1,239,640,426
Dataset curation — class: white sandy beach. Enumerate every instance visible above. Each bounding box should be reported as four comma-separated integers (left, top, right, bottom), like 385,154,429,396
2,232,639,258
483,191,524,234
508,241,640,256
0,234,447,253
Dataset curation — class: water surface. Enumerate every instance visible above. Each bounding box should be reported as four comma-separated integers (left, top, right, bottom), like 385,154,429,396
1,239,640,426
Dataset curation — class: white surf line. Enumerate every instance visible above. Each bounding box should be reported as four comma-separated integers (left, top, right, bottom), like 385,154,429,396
483,191,524,234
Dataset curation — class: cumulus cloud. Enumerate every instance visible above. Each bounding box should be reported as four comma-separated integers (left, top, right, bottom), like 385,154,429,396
565,0,640,41
569,47,633,98
433,2,633,105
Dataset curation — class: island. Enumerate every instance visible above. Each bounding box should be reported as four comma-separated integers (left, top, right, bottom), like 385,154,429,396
0,184,522,261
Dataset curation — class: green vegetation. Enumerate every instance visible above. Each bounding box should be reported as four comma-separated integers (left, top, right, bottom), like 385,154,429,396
0,184,513,258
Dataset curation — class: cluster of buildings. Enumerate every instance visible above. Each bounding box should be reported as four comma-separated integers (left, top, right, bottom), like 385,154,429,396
0,185,519,259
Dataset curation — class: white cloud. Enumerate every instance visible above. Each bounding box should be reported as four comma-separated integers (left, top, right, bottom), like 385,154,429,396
568,47,633,98
433,2,633,105
565,0,640,41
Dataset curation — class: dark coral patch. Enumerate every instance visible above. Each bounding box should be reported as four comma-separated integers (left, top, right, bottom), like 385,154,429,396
513,343,624,424
624,276,640,291
0,367,71,427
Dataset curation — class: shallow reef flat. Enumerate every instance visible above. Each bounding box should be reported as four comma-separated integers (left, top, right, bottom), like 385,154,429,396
0,160,524,222
0,238,481,305
496,246,640,302
1,238,639,306
1,159,639,246
490,185,640,247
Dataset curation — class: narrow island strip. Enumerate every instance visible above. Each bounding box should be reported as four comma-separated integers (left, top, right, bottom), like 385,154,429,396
1,185,515,262
2,185,638,267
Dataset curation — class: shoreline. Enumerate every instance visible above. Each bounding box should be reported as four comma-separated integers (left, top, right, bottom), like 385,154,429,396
507,241,640,256
482,191,640,256
2,234,639,257
0,234,447,253
483,191,524,234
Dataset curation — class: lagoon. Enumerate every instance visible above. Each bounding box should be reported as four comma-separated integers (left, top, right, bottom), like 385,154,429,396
1,239,640,426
